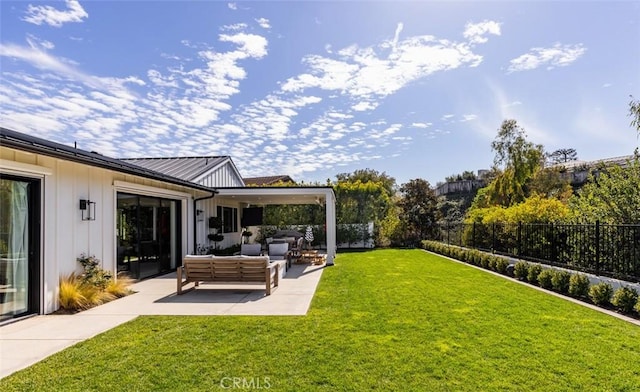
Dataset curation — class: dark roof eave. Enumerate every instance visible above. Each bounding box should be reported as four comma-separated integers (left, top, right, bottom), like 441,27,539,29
0,127,213,193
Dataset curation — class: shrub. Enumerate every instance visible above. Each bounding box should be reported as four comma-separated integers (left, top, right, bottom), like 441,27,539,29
488,256,498,271
568,274,590,298
551,270,571,294
527,264,543,285
636,299,640,314
495,258,509,274
78,254,112,290
480,254,491,269
612,287,639,314
471,250,482,266
589,283,614,306
537,269,554,289
514,262,529,281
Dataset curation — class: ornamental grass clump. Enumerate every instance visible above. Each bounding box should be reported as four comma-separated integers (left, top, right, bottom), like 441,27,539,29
58,254,132,312
611,286,639,314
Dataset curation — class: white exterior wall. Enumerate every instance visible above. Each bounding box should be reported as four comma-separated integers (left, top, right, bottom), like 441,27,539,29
1,148,203,314
194,161,244,188
195,198,244,252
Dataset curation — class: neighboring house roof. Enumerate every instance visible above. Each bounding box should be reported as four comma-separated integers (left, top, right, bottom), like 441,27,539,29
243,175,295,186
0,128,213,192
548,155,635,171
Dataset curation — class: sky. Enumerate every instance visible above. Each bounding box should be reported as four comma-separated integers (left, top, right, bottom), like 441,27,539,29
1,1,639,186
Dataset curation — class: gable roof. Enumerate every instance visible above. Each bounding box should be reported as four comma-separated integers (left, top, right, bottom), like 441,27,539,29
122,156,229,182
243,175,295,186
0,127,213,192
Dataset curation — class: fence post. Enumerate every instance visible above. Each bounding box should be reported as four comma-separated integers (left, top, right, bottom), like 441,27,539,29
492,223,496,253
517,222,522,256
595,220,600,275
446,222,450,245
550,222,556,262
472,222,476,249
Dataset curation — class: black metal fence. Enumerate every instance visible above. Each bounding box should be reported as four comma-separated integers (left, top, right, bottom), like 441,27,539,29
433,222,640,282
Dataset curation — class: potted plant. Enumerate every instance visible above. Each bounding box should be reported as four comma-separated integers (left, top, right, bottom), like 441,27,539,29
208,216,223,230
241,229,253,244
208,216,224,248
208,233,224,248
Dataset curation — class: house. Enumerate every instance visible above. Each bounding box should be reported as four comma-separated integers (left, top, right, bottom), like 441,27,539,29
243,175,295,186
0,127,336,322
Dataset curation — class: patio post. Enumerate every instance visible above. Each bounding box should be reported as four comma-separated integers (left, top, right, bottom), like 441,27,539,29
325,190,337,265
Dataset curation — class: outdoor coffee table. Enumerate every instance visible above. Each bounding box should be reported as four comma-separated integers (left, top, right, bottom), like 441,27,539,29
300,250,318,263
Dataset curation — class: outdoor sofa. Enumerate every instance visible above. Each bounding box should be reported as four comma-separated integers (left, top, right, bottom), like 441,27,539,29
177,255,280,295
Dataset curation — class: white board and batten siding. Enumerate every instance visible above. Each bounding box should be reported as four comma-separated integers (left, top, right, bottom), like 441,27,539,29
193,160,245,188
1,147,204,314
192,160,245,250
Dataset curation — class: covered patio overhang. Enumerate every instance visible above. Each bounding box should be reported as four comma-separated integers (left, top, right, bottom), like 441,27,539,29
214,186,337,265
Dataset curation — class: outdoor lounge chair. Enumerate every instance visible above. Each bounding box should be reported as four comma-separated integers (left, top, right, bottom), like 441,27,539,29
268,243,290,269
240,243,262,256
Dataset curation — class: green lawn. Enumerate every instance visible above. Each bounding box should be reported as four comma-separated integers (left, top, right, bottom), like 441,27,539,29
2,249,639,391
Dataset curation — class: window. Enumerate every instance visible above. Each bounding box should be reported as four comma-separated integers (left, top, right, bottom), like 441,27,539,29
217,206,238,233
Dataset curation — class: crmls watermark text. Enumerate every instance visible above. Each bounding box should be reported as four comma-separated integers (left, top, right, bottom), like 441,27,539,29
219,377,272,389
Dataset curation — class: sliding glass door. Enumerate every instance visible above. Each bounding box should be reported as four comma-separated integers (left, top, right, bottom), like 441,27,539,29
117,193,180,280
0,176,40,321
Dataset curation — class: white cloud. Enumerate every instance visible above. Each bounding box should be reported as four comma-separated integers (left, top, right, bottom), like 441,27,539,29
460,114,477,122
463,20,501,44
0,29,272,158
280,22,492,115
221,23,248,31
602,83,612,88
508,43,586,73
441,114,455,120
503,100,522,108
411,122,432,128
219,33,268,59
23,0,88,27
352,101,378,111
256,18,271,29
391,22,404,50
228,3,237,10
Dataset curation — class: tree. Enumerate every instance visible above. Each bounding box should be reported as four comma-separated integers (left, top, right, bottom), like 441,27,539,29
335,168,396,195
397,179,440,245
630,96,640,137
466,194,570,224
569,153,640,223
548,148,578,164
445,170,477,182
527,167,573,201
485,119,544,206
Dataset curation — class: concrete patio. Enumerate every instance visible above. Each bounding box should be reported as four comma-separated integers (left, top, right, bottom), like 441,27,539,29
0,263,326,379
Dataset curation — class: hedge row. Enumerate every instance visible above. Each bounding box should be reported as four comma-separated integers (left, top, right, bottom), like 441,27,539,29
421,240,640,317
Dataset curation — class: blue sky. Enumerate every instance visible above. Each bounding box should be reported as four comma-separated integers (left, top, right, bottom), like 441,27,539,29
1,1,639,186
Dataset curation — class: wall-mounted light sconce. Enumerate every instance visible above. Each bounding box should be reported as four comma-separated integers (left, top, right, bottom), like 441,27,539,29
196,209,204,222
79,199,96,221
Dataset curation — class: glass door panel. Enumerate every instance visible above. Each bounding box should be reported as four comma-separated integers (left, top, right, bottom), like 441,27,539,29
116,193,180,280
0,177,39,321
